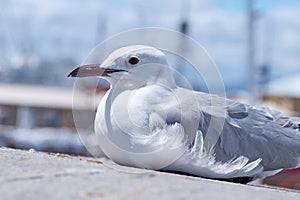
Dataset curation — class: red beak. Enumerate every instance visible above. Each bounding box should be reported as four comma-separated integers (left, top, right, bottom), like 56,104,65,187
68,64,126,78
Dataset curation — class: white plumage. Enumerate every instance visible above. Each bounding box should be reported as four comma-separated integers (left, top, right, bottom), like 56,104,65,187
68,45,300,181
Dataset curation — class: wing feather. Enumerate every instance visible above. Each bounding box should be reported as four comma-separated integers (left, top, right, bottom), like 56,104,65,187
195,92,300,171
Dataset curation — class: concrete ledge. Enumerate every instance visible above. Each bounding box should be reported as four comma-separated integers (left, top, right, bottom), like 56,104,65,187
1,147,300,200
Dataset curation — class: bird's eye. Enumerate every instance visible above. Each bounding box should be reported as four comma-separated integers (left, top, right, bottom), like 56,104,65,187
128,56,140,65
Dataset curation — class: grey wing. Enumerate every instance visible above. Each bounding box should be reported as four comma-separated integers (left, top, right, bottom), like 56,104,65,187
198,94,300,171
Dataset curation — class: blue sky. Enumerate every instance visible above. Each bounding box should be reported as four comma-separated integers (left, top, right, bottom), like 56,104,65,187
0,0,300,93
216,0,300,11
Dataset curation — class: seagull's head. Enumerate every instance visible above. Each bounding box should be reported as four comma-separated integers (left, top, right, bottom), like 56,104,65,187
68,45,171,86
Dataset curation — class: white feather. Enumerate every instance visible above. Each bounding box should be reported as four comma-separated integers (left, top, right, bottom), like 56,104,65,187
89,45,300,179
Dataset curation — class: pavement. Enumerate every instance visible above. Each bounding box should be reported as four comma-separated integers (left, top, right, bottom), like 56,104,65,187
1,147,300,200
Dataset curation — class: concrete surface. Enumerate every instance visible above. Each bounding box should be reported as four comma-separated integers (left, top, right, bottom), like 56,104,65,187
1,147,300,200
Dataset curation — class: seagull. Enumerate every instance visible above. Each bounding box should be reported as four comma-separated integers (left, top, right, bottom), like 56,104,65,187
68,45,300,183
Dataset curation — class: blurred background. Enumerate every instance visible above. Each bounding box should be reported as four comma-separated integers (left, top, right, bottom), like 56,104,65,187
0,0,300,190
